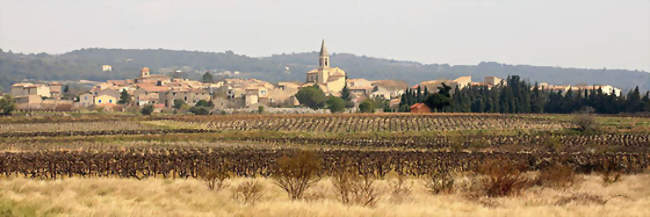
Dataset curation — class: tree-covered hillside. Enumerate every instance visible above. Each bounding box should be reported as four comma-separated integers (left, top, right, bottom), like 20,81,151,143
0,48,648,92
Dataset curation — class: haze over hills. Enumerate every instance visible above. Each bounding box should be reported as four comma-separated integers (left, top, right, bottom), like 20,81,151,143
0,48,648,93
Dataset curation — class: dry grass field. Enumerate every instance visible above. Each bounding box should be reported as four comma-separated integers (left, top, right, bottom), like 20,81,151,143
0,174,648,217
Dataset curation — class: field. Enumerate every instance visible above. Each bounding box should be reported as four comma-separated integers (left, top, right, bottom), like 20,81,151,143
0,113,649,217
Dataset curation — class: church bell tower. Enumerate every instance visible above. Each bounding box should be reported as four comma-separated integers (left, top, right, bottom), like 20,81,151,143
319,40,330,68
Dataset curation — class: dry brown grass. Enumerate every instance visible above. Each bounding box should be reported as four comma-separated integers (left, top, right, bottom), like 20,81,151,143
0,174,648,217
536,163,578,188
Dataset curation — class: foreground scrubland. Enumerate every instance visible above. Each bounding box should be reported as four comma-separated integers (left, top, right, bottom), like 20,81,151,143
0,173,649,217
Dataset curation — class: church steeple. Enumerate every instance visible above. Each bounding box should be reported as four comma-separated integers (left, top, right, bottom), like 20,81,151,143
319,40,330,68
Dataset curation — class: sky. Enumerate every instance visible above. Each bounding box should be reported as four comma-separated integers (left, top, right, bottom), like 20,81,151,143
0,0,648,71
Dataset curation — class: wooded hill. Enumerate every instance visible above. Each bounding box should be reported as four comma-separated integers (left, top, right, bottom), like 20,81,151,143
1,48,648,92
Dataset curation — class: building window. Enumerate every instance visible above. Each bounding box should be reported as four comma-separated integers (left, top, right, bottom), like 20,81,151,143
98,99,102,103
109,99,113,103
84,96,88,100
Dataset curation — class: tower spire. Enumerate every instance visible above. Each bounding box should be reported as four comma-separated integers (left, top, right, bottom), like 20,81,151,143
319,39,330,68
320,39,328,57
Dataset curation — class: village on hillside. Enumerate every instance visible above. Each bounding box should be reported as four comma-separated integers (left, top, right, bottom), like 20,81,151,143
7,41,622,113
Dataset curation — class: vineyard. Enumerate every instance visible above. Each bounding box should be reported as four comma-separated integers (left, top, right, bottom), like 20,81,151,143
1,148,648,179
0,113,572,133
0,113,648,178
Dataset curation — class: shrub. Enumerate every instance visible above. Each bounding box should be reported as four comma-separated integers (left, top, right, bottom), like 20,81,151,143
199,165,232,191
478,159,531,197
424,168,455,194
574,115,598,133
173,99,185,109
140,104,154,115
195,100,214,108
258,105,264,114
273,151,321,200
189,106,210,115
331,167,379,207
536,163,576,188
332,167,355,204
0,95,16,116
358,100,375,113
326,96,345,113
232,180,264,205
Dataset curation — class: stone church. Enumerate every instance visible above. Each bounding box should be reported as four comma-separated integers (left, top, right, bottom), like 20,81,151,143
306,40,346,96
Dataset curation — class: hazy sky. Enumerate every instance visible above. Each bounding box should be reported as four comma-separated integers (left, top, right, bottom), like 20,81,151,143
1,0,648,71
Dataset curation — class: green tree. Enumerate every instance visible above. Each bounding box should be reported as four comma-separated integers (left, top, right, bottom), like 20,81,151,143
196,100,214,108
625,86,642,113
0,95,16,116
326,96,345,113
358,99,375,113
202,72,214,83
340,84,354,108
118,89,131,104
173,99,186,109
642,91,650,112
258,105,265,114
295,85,327,109
190,106,210,115
424,83,451,111
141,104,154,115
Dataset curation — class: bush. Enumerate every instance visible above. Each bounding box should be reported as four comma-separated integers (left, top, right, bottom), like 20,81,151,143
189,106,210,115
574,115,598,133
173,99,185,109
358,100,375,113
273,150,321,200
232,180,264,205
331,167,378,207
326,96,345,113
140,104,154,115
536,163,576,188
199,164,232,191
424,168,455,194
0,95,15,116
195,100,214,108
258,105,264,114
478,159,531,197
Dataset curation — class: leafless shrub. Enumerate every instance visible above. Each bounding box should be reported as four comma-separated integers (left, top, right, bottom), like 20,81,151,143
199,164,232,191
574,115,598,133
273,150,321,200
232,180,264,205
478,159,531,197
331,167,379,207
424,168,455,194
536,163,576,188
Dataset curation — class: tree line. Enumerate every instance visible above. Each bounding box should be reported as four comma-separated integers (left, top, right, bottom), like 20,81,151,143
398,76,650,114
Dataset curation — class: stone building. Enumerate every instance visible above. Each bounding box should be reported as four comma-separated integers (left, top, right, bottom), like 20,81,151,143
160,89,211,108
